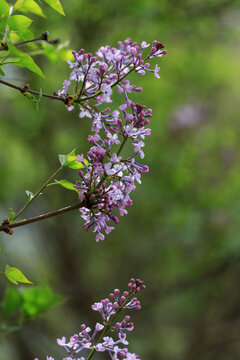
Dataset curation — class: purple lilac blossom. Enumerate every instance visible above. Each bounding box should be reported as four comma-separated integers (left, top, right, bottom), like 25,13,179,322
58,39,166,241
34,278,146,360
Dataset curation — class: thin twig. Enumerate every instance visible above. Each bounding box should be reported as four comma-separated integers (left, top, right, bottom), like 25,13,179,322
0,78,65,102
13,165,64,221
0,43,8,52
0,61,139,107
0,201,86,232
15,32,49,47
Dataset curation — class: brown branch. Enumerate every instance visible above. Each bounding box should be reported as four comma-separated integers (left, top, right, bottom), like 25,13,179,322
0,61,138,105
47,38,60,45
15,32,49,47
0,43,8,52
0,201,86,233
0,78,65,102
1,32,51,51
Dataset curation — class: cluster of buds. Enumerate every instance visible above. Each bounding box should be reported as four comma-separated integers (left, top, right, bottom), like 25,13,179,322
58,39,166,241
34,278,146,360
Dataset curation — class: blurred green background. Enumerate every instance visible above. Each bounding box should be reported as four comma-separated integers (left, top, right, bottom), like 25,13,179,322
1,0,240,359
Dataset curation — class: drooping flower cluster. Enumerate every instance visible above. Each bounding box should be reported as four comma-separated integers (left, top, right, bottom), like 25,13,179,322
58,39,166,107
58,39,166,241
34,278,146,360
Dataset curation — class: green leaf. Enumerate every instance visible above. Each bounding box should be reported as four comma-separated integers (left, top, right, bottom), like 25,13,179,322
14,0,46,17
58,151,88,169
2,58,20,65
21,284,65,319
58,153,68,166
13,0,24,8
18,53,44,77
42,43,74,64
0,67,5,76
9,208,15,220
66,155,88,169
23,92,36,101
7,15,33,35
59,48,74,62
58,149,75,166
42,43,58,63
38,88,42,101
35,88,42,111
0,0,9,39
43,0,64,15
5,265,33,286
0,0,9,17
8,43,45,78
10,28,34,41
1,286,22,319
49,179,79,193
25,190,34,200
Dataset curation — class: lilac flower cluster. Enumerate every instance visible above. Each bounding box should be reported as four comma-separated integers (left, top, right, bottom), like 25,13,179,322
58,39,166,241
34,278,146,360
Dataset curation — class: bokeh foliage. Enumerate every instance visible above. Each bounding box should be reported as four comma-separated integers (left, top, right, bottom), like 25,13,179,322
1,0,240,359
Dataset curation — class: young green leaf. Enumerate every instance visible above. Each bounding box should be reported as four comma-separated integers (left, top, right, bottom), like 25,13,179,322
66,155,88,169
7,15,33,35
25,190,34,200
38,88,42,101
1,57,20,66
49,179,79,193
10,27,34,41
42,42,58,63
43,43,74,64
13,0,24,8
18,53,45,76
1,286,22,319
23,92,36,101
0,0,9,18
58,153,68,167
58,151,88,169
21,284,65,319
0,67,5,76
8,44,45,78
14,0,46,18
9,208,15,220
43,0,64,15
59,48,74,62
0,0,9,37
35,88,42,111
5,265,33,286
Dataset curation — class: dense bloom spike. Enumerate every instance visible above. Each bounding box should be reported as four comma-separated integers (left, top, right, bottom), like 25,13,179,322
34,278,146,360
58,38,166,241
